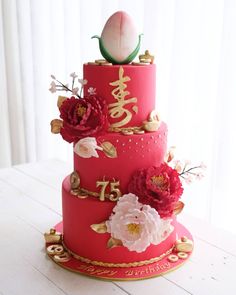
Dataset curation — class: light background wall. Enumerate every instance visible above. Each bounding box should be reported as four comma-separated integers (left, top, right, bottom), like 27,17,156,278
0,0,236,233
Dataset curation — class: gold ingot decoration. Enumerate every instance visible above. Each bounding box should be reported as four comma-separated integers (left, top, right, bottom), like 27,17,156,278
44,228,62,244
148,110,160,122
47,244,64,255
50,119,63,134
143,109,161,132
90,222,107,234
107,237,123,249
175,237,193,253
177,252,188,259
57,96,67,108
167,254,179,263
53,252,71,263
139,50,155,64
143,120,161,132
100,141,117,158
173,201,185,216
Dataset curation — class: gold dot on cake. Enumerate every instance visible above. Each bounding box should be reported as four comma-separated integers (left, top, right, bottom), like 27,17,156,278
155,140,158,144
128,139,132,142
177,252,188,259
168,254,179,263
151,135,154,139
122,143,125,146
140,138,144,141
135,142,138,145
158,134,162,138
116,139,119,143
141,145,144,148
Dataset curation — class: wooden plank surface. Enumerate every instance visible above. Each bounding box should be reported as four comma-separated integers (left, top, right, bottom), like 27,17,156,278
0,159,236,295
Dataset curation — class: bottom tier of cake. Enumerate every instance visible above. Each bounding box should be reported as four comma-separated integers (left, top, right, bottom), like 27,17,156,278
62,175,178,264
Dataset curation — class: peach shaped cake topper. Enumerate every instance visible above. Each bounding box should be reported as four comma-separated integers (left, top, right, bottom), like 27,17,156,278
92,11,142,64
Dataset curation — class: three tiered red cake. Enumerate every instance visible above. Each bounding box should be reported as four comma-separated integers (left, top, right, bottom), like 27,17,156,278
45,11,204,280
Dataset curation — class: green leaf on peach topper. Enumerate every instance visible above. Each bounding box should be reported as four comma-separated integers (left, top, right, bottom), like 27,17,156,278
92,34,142,65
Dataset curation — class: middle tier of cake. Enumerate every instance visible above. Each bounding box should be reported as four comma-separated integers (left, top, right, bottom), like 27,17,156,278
74,122,167,194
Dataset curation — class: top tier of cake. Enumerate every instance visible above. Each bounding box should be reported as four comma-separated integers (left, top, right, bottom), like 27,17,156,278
83,64,156,129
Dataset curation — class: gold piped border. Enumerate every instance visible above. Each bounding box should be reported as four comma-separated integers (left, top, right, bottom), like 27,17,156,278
62,241,174,268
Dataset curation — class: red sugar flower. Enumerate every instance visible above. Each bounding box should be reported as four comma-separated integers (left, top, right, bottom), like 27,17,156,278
59,95,108,143
128,163,183,218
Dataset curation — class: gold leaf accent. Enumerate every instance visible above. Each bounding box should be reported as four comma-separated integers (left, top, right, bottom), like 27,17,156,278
101,141,117,158
70,171,80,189
143,120,161,132
107,237,123,249
50,119,63,134
90,222,107,233
173,201,185,215
57,96,67,108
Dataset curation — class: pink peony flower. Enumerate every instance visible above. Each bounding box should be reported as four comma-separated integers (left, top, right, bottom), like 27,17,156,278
59,95,109,143
106,193,173,253
74,137,102,158
128,163,183,218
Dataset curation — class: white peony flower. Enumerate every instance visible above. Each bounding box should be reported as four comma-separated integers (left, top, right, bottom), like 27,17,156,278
74,137,103,158
106,193,173,253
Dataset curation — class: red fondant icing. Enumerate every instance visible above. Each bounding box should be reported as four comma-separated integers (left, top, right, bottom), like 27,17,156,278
74,123,167,194
62,176,177,264
83,64,156,127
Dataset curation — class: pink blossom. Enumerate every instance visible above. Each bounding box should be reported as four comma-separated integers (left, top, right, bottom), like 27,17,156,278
72,87,79,95
49,81,57,93
70,72,78,79
78,79,88,85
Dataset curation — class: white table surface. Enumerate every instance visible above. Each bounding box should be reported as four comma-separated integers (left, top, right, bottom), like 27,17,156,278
0,159,236,295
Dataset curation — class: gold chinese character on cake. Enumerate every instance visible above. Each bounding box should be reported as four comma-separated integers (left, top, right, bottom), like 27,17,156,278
109,67,137,127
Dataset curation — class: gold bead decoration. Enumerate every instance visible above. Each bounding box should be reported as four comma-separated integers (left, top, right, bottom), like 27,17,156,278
121,130,134,135
177,252,188,259
167,254,179,263
134,130,145,134
47,244,64,255
53,252,71,263
131,62,148,66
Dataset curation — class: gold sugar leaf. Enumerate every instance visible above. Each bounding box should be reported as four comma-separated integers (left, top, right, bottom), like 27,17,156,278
90,222,107,234
101,141,117,158
107,237,123,249
50,119,63,134
173,201,185,215
57,96,67,108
